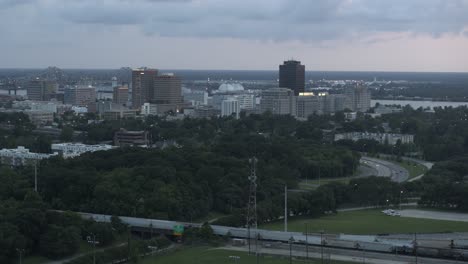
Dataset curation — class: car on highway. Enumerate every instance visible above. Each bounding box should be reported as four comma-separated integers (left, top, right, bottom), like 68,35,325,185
382,209,401,216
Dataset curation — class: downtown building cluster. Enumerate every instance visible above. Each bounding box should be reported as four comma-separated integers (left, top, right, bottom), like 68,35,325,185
4,60,371,125
183,60,371,119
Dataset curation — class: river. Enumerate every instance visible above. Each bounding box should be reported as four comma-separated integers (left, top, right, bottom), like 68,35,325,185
372,99,468,109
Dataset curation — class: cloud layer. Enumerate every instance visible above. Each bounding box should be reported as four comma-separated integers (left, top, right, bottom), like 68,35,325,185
3,0,468,41
1,0,468,70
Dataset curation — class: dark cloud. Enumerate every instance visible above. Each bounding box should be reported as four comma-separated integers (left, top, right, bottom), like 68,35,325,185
3,0,468,41
0,0,34,9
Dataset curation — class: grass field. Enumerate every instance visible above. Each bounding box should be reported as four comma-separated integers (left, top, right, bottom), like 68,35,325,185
261,209,468,235
398,161,427,179
140,247,354,264
384,158,428,179
300,177,351,187
23,256,50,264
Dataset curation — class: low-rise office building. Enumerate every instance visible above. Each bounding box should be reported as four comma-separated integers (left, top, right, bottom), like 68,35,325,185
334,132,414,145
51,143,115,158
114,129,150,147
0,146,57,166
25,110,54,125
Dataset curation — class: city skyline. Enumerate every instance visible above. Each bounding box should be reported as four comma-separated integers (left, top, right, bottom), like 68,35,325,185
1,0,468,72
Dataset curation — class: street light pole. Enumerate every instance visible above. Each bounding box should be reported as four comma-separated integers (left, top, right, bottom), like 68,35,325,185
320,231,324,264
284,185,288,232
289,237,294,264
399,191,403,211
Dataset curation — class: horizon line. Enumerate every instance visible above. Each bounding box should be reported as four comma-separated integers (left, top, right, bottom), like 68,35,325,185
0,67,467,74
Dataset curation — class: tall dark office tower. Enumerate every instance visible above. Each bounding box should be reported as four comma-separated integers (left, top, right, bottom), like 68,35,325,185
131,68,158,109
153,73,183,104
279,60,305,96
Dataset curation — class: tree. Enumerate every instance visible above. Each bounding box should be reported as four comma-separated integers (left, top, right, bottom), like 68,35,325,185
198,222,214,241
60,126,74,141
39,225,80,259
111,215,127,234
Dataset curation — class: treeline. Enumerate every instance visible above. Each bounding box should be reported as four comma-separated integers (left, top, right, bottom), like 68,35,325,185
215,176,405,227
34,133,359,221
0,164,125,263
418,156,468,211
0,112,52,153
334,106,468,161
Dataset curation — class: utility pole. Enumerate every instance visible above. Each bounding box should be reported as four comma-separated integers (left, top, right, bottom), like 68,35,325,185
246,157,258,256
289,237,294,264
256,233,260,264
414,233,418,264
284,185,288,232
93,234,96,264
318,166,321,186
305,223,309,261
16,248,24,264
34,160,38,192
320,231,324,264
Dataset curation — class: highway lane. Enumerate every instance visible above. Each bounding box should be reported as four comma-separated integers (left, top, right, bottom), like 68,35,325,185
361,157,409,183
223,244,468,264
78,212,468,262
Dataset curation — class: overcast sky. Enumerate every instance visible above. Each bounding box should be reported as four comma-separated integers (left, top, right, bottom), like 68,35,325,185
1,0,468,72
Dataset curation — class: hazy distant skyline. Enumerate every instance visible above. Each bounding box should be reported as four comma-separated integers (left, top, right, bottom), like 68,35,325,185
1,0,468,72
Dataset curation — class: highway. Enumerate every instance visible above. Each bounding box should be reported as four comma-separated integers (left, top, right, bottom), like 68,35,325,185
224,244,468,264
361,156,409,183
78,212,468,262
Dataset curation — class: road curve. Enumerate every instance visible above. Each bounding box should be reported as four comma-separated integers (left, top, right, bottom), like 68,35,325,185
360,157,409,183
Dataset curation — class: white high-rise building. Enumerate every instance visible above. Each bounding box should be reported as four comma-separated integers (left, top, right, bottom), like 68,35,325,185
183,90,208,106
296,93,322,119
345,85,371,112
221,99,240,119
141,103,158,116
260,88,296,116
234,94,255,110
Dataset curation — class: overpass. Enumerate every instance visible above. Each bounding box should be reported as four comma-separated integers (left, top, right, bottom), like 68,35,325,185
79,212,468,261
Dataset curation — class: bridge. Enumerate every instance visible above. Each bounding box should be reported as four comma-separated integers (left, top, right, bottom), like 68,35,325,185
79,212,412,250
0,83,24,96
78,212,468,261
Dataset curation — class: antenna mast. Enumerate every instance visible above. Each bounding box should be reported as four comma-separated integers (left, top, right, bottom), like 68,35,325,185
246,157,258,254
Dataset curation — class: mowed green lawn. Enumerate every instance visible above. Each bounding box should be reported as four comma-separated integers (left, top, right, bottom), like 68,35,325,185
261,210,468,235
384,158,428,179
398,161,428,179
140,247,354,264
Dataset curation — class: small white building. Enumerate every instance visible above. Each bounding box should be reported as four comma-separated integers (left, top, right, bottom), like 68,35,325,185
72,106,88,114
183,90,208,106
30,102,58,113
234,93,255,110
334,132,414,145
0,146,57,166
51,143,115,158
141,103,158,116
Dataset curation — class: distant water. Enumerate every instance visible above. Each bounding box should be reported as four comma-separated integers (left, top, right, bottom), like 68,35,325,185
168,70,468,82
2,68,468,82
372,99,468,109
